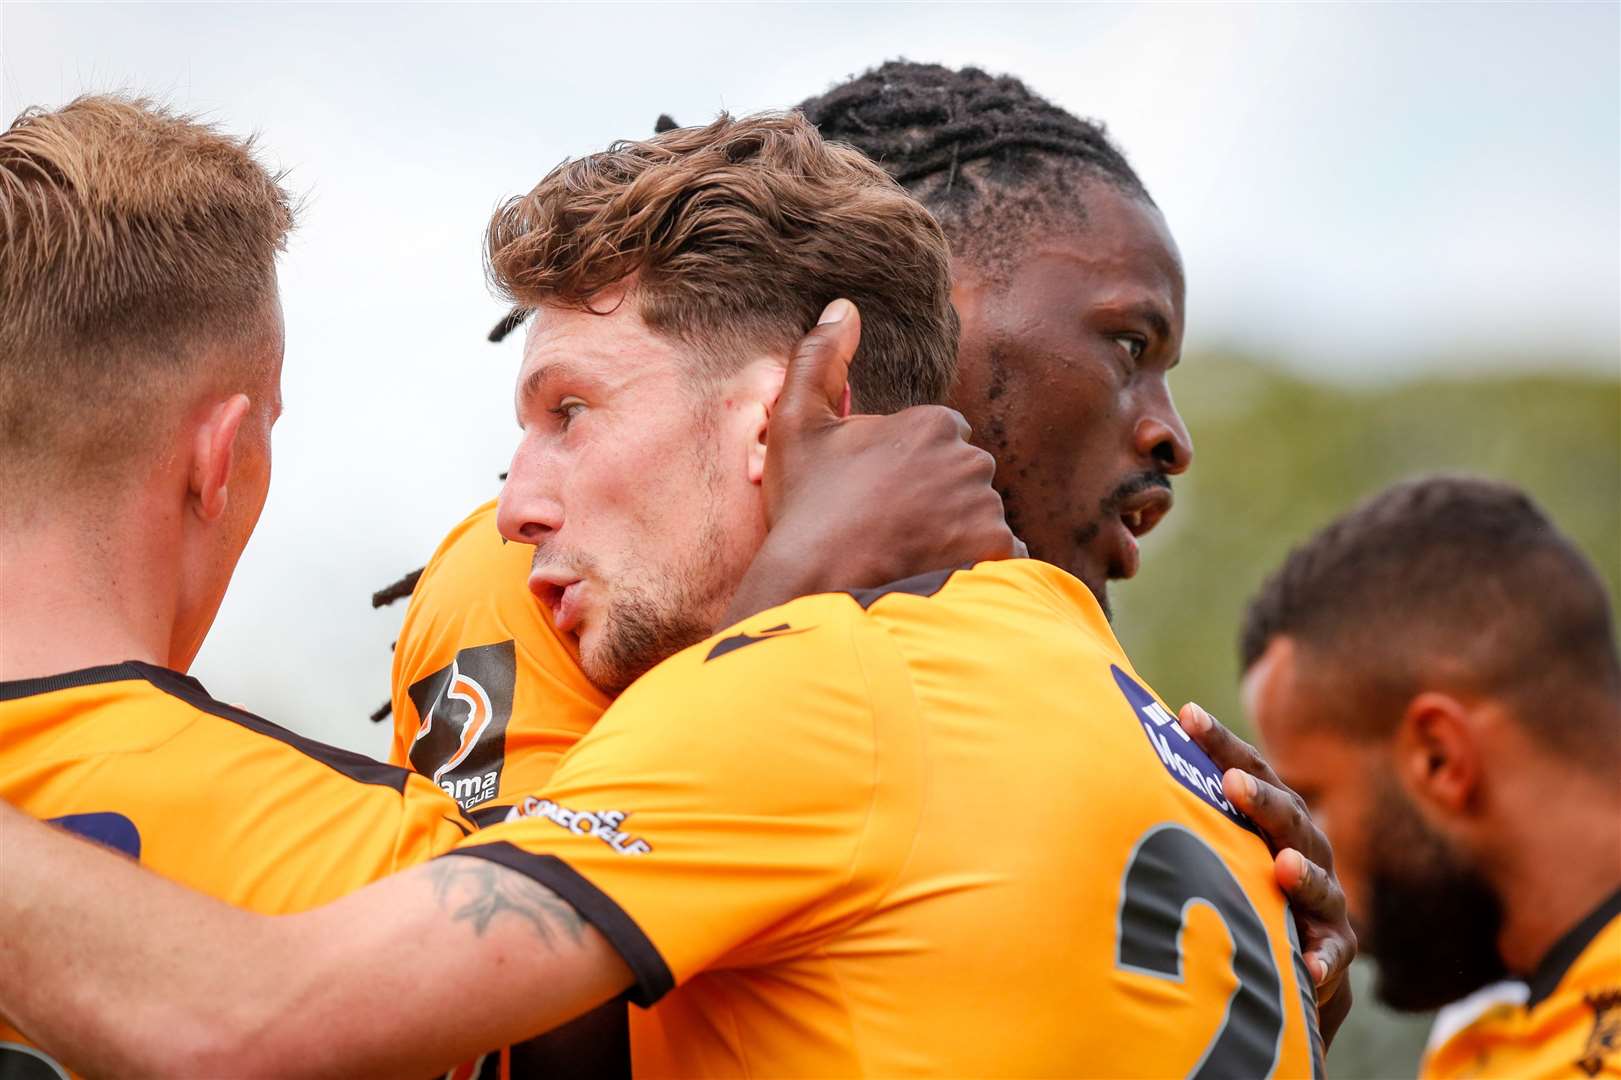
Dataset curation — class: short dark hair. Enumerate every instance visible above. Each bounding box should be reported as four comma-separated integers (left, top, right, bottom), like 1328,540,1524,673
797,60,1150,277
485,111,957,415
1240,475,1621,766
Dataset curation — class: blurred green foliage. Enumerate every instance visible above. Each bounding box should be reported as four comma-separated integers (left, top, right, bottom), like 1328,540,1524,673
1110,355,1620,1078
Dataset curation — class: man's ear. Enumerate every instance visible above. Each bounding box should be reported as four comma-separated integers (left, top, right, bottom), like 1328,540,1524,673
189,394,251,522
747,363,791,486
1393,691,1481,815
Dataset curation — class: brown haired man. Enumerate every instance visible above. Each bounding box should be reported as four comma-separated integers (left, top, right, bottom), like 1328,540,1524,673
1235,476,1621,1079
393,65,1353,1022
3,112,1328,1077
0,100,1014,1077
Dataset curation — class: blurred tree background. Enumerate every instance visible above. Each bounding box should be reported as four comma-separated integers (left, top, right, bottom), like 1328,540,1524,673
1110,353,1620,1078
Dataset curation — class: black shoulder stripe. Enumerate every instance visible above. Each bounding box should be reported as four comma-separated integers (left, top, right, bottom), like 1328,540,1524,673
842,566,963,610
128,662,415,794
470,804,515,829
447,842,675,1008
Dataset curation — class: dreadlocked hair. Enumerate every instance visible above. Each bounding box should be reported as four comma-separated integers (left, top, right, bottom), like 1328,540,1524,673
798,60,1150,278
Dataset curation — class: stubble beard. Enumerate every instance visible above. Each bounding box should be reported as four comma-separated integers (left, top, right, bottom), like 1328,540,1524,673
587,552,722,695
586,448,735,696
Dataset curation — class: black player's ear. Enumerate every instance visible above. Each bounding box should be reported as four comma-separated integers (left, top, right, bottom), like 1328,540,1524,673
1394,692,1479,814
190,394,251,522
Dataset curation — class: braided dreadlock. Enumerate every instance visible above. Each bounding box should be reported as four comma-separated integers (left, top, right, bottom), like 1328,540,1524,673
798,61,1150,278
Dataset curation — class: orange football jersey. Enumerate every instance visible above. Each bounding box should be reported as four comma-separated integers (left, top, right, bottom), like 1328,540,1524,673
1423,891,1621,1079
389,500,608,825
453,559,1326,1078
0,662,473,1076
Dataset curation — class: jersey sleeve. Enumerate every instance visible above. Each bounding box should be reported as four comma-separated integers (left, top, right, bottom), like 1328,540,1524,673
447,598,924,1006
392,771,477,868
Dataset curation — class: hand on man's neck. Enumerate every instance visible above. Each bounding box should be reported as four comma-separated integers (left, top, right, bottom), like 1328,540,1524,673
0,490,187,682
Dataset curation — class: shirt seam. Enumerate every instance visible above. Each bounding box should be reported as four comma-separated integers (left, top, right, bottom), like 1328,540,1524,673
133,662,414,792
844,603,930,924
12,681,253,774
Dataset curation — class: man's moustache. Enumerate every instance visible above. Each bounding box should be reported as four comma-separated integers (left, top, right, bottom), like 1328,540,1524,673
1100,471,1172,515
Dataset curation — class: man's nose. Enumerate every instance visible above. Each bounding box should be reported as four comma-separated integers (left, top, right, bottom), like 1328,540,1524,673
496,449,563,544
1134,389,1194,477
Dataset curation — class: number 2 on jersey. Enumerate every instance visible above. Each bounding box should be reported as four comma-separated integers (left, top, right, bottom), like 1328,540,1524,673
1115,824,1325,1079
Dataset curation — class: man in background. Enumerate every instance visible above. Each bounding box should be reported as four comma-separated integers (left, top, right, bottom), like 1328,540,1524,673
1239,475,1621,1078
799,61,1192,614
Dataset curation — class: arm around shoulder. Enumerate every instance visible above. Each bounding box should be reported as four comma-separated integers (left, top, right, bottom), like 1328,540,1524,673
0,803,631,1078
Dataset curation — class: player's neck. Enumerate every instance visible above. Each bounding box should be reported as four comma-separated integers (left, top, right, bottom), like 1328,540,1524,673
0,508,181,682
1488,753,1621,976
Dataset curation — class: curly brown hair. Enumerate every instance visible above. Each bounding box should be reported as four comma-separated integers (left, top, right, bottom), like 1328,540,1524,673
484,111,958,414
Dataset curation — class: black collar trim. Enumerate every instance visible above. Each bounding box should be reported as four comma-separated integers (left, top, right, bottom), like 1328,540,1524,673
1524,884,1621,1011
0,660,412,793
0,662,159,701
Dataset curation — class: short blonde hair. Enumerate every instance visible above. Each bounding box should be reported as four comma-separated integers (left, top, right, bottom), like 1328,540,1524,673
486,111,958,414
0,94,294,500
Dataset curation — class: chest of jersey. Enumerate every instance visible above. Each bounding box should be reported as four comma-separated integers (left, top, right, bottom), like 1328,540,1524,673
1423,917,1621,1079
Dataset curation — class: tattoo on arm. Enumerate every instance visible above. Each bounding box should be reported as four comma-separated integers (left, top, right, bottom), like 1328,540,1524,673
428,858,586,949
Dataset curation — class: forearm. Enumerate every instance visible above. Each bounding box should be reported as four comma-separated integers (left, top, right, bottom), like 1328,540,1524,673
0,804,633,1078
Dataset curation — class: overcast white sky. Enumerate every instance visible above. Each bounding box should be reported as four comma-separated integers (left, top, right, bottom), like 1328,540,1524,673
4,2,1617,754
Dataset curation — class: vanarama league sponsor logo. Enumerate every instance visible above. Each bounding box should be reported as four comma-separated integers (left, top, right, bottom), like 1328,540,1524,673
408,641,517,811
441,770,499,807
504,796,652,856
1110,664,1257,834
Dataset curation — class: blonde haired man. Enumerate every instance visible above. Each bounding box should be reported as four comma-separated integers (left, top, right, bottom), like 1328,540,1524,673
0,94,475,1075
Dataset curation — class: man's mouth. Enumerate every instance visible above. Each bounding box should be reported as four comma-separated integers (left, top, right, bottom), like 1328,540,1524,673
1104,483,1175,580
1117,485,1173,539
529,572,585,634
